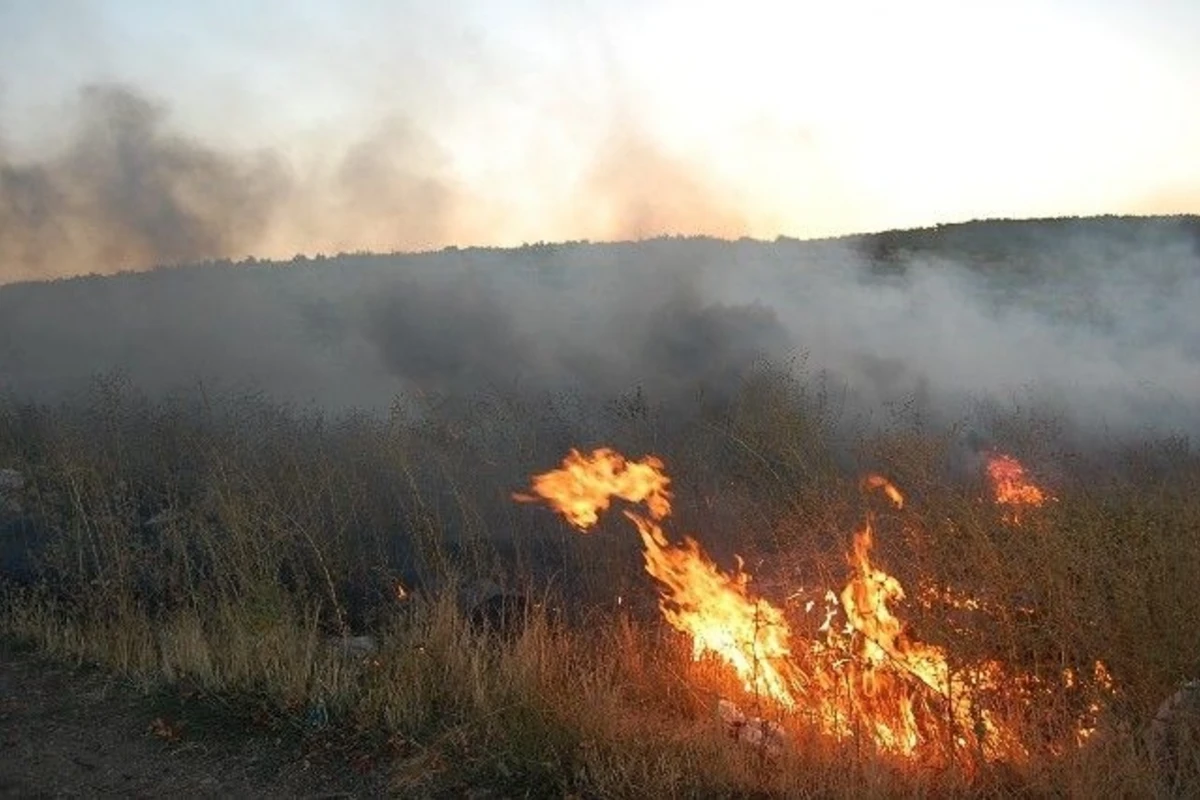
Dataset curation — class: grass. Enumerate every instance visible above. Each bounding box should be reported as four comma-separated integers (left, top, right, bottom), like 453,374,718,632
1,367,1199,797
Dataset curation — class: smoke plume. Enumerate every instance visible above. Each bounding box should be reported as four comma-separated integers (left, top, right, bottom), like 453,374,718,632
2,84,1199,452
2,214,1199,453
0,84,756,284
0,85,288,283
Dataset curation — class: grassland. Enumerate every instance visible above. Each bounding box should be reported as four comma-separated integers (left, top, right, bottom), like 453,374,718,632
2,368,1199,797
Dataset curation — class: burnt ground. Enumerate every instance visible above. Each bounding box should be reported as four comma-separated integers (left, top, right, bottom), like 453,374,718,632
0,638,391,799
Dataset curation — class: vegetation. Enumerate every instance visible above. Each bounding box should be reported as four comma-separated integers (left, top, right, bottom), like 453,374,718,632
2,366,1199,797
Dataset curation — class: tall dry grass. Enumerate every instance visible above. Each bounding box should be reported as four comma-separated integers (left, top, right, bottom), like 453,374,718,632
1,369,1198,796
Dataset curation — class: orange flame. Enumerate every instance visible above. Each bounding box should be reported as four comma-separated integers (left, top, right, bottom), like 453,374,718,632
834,517,1021,758
516,447,1108,766
516,448,796,704
986,452,1050,508
625,510,801,706
863,473,905,509
513,447,672,528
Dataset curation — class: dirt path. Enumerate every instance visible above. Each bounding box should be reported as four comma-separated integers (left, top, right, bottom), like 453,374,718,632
0,639,387,799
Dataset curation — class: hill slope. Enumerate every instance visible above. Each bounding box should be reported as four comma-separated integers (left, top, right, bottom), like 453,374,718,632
2,214,1198,439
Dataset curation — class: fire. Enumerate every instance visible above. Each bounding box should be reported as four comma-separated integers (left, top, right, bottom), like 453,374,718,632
986,452,1051,509
863,473,904,509
512,447,672,528
516,447,1109,766
832,516,1017,759
515,447,798,705
625,511,800,706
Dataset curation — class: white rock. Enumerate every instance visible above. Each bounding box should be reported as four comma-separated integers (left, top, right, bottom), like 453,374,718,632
718,698,789,758
325,634,379,659
1147,678,1200,795
144,509,182,528
0,469,23,491
0,469,24,514
458,578,504,611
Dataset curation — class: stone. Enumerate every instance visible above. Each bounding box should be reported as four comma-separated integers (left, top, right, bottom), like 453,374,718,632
718,698,789,758
0,469,25,515
325,634,379,659
1147,679,1200,797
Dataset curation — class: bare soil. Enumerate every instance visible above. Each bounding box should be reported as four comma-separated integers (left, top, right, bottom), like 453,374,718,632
0,638,389,799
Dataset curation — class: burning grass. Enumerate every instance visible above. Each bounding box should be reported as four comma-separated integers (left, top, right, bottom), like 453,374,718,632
1,372,1199,796
514,448,1111,770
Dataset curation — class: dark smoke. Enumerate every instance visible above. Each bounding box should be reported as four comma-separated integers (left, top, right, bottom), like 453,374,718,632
0,84,1197,452
0,84,769,286
0,85,288,282
3,217,1199,453
367,273,536,396
359,254,793,413
0,85,477,285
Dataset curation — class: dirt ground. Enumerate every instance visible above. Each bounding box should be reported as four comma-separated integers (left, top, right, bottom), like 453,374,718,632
0,639,389,799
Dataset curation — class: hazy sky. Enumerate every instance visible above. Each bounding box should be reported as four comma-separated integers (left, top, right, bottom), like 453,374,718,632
2,0,1199,261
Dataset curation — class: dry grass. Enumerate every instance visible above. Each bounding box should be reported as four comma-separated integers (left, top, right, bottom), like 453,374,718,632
1,370,1199,797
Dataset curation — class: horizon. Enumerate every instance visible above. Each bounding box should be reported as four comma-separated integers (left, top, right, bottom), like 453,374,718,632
2,1,1199,283
4,213,1199,446
5,211,1198,287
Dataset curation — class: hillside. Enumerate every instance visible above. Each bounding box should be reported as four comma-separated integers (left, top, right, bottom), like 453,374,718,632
2,215,1200,796
2,214,1198,442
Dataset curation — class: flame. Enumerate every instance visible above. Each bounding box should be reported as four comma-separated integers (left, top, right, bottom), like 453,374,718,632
986,452,1051,508
516,447,797,705
1074,660,1114,746
833,517,1021,759
863,473,905,509
513,447,672,528
516,447,1108,766
915,581,984,613
624,510,800,706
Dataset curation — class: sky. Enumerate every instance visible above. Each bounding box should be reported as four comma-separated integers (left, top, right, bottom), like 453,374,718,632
1,0,1199,278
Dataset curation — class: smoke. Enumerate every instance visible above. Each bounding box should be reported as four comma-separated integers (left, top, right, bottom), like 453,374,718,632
0,85,482,284
3,215,1199,455
0,84,756,284
702,218,1200,443
1,84,1199,451
366,273,536,396
573,130,748,241
0,85,289,283
0,190,775,420
363,252,790,417
301,117,465,255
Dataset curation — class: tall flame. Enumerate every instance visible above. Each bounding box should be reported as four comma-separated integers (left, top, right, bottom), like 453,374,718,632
515,448,797,705
625,511,801,706
516,447,1107,766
